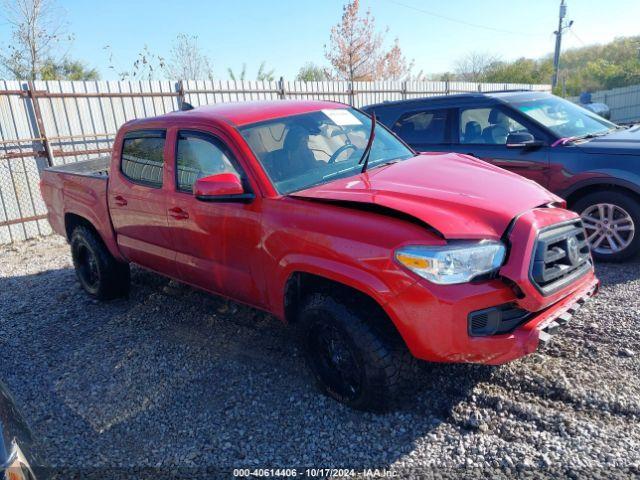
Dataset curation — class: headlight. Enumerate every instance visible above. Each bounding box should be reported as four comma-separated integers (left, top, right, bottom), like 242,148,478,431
395,240,506,285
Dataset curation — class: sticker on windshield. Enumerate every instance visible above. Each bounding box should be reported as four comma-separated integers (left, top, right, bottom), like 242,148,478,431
322,109,362,126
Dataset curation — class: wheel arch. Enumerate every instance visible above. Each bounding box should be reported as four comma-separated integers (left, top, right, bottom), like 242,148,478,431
564,178,640,207
64,212,125,261
65,212,99,241
283,271,406,345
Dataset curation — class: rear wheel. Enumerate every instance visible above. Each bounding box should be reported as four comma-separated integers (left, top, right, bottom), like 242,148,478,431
573,190,640,262
70,226,130,300
297,293,415,412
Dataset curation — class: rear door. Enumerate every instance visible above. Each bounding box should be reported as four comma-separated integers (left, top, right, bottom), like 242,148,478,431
108,129,178,277
454,105,551,188
389,108,454,153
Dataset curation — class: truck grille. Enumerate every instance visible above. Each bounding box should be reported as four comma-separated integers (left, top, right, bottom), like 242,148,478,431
530,220,592,296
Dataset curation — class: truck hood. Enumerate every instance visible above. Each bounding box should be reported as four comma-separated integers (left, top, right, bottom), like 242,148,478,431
576,124,640,156
291,153,559,240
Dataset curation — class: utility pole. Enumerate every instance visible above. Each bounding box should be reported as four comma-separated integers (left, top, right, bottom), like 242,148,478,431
552,0,573,89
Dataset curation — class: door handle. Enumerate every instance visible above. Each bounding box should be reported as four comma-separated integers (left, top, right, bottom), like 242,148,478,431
114,195,127,206
168,207,189,220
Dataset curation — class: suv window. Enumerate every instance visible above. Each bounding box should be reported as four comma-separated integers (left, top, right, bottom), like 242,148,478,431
392,109,450,144
121,131,166,187
460,107,531,145
176,131,243,193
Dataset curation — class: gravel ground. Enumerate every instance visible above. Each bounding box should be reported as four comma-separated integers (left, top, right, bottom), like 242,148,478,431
0,235,639,478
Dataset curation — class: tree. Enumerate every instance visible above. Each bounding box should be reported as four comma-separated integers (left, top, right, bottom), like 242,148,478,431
227,64,247,81
40,59,99,80
227,62,275,81
454,52,500,82
482,58,553,85
452,35,640,96
325,0,412,81
378,38,414,81
165,33,214,80
256,61,275,81
554,36,640,94
0,0,71,80
296,63,328,81
106,45,166,80
438,72,455,82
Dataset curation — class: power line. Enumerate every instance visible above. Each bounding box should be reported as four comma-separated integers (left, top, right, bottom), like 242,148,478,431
385,0,546,37
568,29,587,47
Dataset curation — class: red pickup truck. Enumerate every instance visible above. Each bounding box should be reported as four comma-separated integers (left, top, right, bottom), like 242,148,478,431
40,100,598,411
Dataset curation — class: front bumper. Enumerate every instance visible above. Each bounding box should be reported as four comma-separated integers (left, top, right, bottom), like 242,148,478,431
383,207,599,365
468,275,597,365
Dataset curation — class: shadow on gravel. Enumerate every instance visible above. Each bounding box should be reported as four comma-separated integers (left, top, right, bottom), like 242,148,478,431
0,265,489,471
592,258,640,287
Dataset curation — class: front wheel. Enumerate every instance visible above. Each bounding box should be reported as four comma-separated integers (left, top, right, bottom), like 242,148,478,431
297,294,415,412
573,190,640,262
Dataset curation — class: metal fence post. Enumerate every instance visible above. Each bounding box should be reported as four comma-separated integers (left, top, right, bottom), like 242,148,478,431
279,77,286,100
177,80,185,109
445,79,450,95
402,80,408,100
26,81,53,167
348,81,354,106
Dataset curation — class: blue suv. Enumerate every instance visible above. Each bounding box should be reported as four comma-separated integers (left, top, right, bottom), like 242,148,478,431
364,91,640,261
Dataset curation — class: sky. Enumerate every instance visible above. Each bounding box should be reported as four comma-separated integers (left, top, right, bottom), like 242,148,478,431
1,0,639,80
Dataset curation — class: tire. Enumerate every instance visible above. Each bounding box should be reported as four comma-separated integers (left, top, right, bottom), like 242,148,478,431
297,293,416,412
572,190,640,262
70,225,130,300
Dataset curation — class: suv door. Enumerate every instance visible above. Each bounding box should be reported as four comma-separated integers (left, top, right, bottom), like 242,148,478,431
164,128,264,306
455,106,550,188
390,108,453,153
108,129,178,277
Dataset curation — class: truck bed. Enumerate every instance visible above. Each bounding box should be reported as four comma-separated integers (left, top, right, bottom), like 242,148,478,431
44,156,110,178
40,156,121,259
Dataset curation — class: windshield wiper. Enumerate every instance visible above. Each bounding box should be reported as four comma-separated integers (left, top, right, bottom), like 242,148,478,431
564,129,613,143
358,112,376,174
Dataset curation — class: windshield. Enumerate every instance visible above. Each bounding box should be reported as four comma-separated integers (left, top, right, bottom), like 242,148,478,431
511,95,617,139
239,108,413,194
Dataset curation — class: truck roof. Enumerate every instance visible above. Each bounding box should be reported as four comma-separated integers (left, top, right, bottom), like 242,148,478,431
125,100,350,130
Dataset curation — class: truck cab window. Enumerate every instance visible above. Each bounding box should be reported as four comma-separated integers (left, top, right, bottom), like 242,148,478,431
121,131,166,187
176,132,243,193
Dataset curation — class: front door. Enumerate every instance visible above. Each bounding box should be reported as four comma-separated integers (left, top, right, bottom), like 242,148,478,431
108,129,178,277
164,129,264,306
455,106,550,188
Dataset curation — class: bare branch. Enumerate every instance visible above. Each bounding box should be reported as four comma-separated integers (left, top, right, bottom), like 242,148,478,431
0,0,70,80
165,33,214,80
454,51,501,82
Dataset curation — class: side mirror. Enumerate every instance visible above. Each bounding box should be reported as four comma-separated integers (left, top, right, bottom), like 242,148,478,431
506,132,544,149
193,173,254,202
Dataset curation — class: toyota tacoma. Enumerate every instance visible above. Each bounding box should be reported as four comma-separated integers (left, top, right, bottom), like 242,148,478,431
40,100,598,411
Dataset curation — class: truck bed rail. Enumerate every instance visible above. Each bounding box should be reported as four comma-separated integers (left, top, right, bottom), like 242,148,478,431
45,156,110,178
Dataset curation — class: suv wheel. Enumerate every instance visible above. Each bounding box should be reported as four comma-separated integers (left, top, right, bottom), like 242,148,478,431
297,293,415,412
70,226,130,300
573,190,640,262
